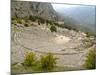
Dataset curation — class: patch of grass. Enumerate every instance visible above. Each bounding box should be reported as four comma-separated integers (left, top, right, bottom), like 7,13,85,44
12,52,83,74
53,66,79,72
22,52,36,66
12,18,26,25
11,64,34,74
13,26,23,32
16,19,22,24
12,52,57,74
40,53,58,71
12,20,17,24
11,63,82,74
83,48,96,69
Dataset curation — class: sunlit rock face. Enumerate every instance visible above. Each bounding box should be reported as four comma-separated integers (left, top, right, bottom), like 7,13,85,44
11,1,60,21
54,35,71,44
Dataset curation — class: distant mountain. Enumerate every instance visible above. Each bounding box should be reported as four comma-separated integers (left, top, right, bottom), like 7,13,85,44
52,4,96,33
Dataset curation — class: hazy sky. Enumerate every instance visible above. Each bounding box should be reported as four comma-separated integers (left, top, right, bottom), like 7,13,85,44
52,4,95,11
21,0,96,5
52,4,79,10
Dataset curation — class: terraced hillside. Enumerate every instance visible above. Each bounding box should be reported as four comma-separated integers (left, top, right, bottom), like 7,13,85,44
11,18,95,74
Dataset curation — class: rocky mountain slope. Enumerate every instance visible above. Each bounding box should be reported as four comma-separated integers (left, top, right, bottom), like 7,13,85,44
11,1,59,21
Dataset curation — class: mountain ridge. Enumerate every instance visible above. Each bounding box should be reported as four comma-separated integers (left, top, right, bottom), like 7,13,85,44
52,5,96,33
11,1,60,21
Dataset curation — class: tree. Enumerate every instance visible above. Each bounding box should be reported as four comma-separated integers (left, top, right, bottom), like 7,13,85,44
50,25,57,32
38,20,41,25
23,52,36,66
40,53,57,71
84,48,96,69
29,16,36,21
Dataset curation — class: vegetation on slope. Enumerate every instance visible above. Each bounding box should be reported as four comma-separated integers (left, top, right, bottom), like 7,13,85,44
22,52,36,66
50,25,57,32
40,53,57,71
83,48,96,69
11,52,59,74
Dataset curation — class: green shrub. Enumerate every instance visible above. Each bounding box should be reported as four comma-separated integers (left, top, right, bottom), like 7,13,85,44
86,32,96,37
48,21,53,25
12,20,17,24
24,23,29,27
84,48,96,69
40,53,57,71
38,20,41,25
23,52,36,66
16,19,22,24
46,20,49,25
29,16,36,21
21,19,26,24
50,25,57,32
38,18,45,24
54,22,59,26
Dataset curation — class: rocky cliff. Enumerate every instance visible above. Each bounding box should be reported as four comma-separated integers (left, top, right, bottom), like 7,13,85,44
11,1,59,21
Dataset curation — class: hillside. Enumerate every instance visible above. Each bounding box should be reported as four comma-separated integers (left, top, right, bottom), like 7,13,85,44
11,1,96,74
52,4,96,33
11,1,60,21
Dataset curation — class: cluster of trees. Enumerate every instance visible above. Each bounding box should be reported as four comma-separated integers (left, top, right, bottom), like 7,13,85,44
13,15,97,33
12,15,68,32
29,15,58,32
29,15,46,24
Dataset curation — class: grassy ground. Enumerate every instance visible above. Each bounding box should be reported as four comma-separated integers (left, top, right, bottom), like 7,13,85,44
11,64,85,75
